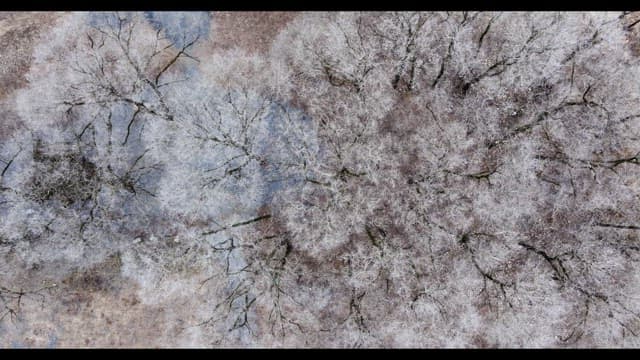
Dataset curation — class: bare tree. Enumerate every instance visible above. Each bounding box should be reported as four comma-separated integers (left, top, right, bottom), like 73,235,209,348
1,11,640,347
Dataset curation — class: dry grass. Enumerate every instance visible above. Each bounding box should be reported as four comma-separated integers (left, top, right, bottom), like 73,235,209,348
206,12,299,54
0,12,61,141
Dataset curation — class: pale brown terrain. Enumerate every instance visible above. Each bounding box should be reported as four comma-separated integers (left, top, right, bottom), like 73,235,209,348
0,12,60,140
207,12,299,54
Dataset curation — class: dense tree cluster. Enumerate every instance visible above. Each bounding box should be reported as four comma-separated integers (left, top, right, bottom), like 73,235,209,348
1,11,640,347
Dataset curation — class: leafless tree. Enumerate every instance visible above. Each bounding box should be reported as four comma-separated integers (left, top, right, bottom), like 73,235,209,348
1,11,640,347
